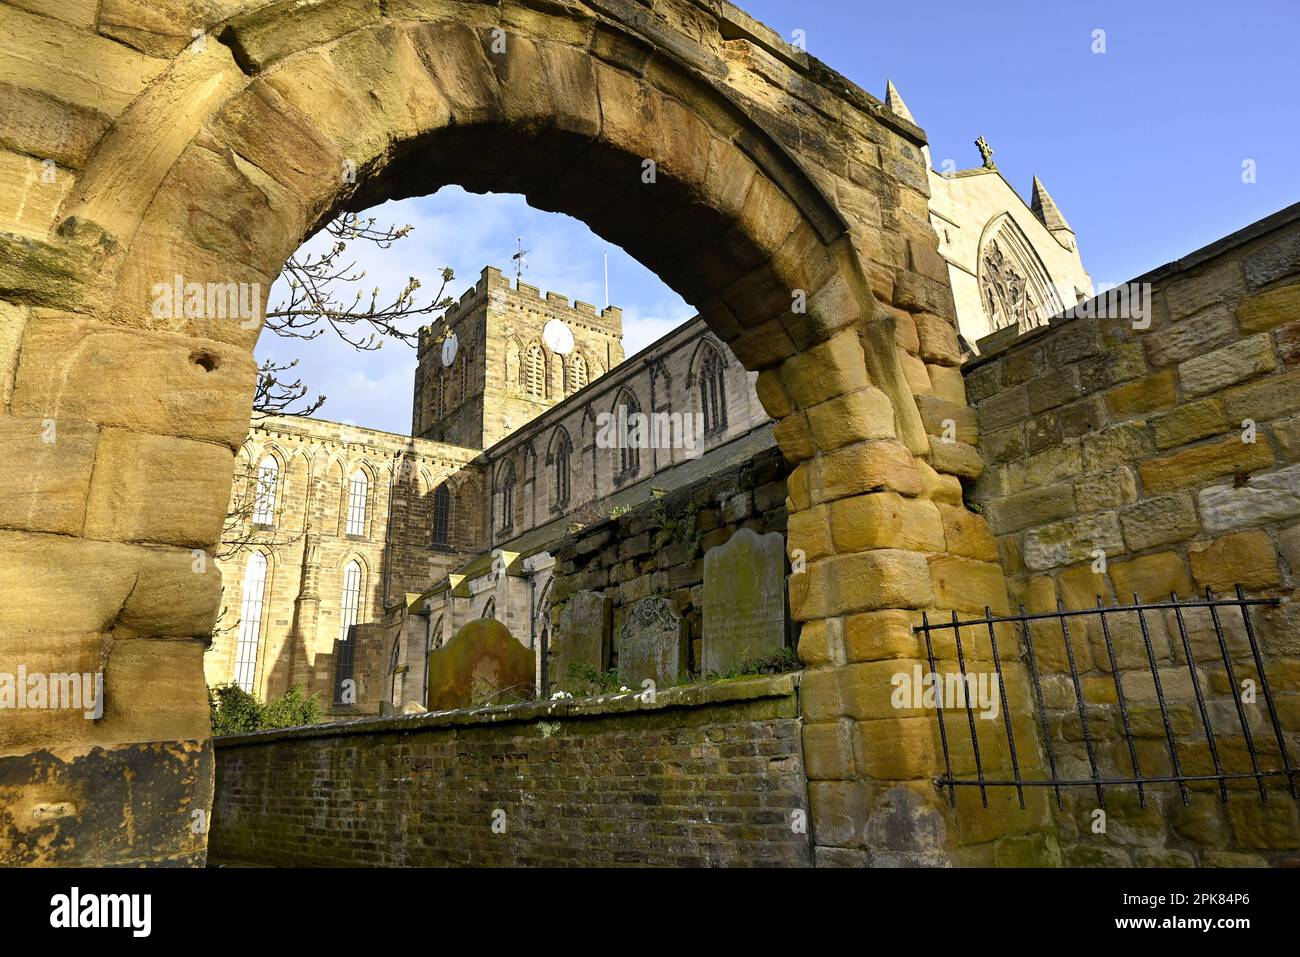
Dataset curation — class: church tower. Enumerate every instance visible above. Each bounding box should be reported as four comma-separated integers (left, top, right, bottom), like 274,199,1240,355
413,266,625,449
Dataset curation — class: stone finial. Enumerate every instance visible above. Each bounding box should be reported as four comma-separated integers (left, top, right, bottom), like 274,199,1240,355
975,135,996,170
884,79,915,123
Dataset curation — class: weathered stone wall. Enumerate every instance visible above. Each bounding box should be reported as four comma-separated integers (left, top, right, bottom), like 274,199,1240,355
966,205,1300,865
209,673,812,867
548,443,790,676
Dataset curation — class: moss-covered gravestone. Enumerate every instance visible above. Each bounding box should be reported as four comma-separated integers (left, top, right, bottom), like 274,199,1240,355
616,597,688,687
552,591,612,691
426,619,534,711
702,527,787,674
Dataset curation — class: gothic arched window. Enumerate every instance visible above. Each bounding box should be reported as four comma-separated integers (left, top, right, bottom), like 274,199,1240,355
339,560,362,643
500,462,516,532
332,559,364,705
615,390,641,476
432,483,451,546
699,345,728,435
553,428,572,507
346,470,368,536
234,551,268,692
978,214,1065,333
251,456,278,526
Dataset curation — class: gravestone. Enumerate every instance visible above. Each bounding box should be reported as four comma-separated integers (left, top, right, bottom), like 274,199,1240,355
426,618,534,711
702,527,787,674
551,591,612,691
617,597,688,687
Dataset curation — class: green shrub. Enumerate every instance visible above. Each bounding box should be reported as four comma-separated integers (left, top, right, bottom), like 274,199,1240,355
209,682,322,736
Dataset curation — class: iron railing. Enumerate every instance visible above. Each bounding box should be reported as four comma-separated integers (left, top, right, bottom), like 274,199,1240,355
915,586,1296,809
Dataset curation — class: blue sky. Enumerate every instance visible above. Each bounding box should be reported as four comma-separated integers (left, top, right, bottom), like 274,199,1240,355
261,0,1298,435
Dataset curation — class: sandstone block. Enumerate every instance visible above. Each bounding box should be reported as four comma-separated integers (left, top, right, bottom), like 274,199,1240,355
1163,261,1245,321
828,492,945,553
1188,530,1282,591
12,314,257,450
1237,282,1300,333
936,504,998,562
84,429,232,548
1138,437,1276,494
1074,467,1138,511
0,531,135,633
927,555,1010,613
1119,493,1201,551
913,312,961,365
803,721,856,780
811,441,924,503
1104,369,1177,418
0,416,97,535
1109,551,1196,602
1223,367,1300,424
1142,305,1235,368
806,388,895,450
1152,399,1229,450
793,550,935,619
1179,334,1276,398
1004,443,1082,493
1023,513,1123,571
984,483,1076,535
777,327,870,409
1197,463,1300,533
1082,421,1153,472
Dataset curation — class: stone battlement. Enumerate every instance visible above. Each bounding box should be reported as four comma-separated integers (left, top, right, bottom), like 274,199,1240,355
418,266,622,355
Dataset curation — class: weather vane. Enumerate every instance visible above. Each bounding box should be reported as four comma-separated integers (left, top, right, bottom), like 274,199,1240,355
975,135,997,170
511,236,529,284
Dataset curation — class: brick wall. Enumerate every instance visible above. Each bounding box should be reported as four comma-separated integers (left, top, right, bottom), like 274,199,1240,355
964,205,1300,865
209,674,812,867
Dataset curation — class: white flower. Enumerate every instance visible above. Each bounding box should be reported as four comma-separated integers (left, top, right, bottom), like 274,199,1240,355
550,690,573,700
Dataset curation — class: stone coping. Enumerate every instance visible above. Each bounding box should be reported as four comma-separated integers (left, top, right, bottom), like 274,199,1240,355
213,671,801,748
963,201,1300,370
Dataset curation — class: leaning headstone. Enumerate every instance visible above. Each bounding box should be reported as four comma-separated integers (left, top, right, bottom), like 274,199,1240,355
617,597,688,687
426,618,534,711
702,527,787,675
551,591,612,691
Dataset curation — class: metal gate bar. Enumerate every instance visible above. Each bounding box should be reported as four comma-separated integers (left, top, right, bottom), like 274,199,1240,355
915,586,1296,809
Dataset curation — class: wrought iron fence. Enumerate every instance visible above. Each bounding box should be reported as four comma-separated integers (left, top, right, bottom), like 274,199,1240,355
914,585,1296,810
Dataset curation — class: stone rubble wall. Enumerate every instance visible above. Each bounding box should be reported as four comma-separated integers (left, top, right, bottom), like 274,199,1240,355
548,443,790,677
965,205,1300,865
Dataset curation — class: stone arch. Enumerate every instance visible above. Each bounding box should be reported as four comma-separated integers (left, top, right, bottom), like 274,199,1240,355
1,0,1017,866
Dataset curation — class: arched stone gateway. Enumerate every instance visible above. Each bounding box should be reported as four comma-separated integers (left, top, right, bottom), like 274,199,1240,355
0,0,1030,865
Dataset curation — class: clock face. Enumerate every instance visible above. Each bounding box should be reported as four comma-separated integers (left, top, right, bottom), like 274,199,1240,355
441,332,458,367
543,318,575,356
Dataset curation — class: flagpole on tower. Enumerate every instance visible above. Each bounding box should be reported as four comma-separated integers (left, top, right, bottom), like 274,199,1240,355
604,252,609,309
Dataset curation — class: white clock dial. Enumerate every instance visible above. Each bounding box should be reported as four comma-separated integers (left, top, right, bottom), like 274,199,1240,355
543,318,575,356
441,332,458,367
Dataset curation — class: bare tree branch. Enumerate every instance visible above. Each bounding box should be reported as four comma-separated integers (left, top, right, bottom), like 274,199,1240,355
253,211,456,416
